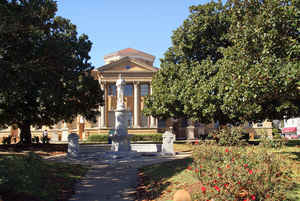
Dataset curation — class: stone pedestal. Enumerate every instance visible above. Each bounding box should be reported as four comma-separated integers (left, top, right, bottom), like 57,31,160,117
111,108,131,152
161,131,175,156
61,129,69,141
186,125,195,140
50,132,59,142
68,133,79,158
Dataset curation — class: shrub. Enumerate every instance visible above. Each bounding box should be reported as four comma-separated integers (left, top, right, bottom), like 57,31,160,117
32,136,40,144
41,136,50,144
2,136,12,145
130,134,162,142
191,144,295,201
87,134,109,142
259,133,288,149
87,134,162,142
211,127,248,146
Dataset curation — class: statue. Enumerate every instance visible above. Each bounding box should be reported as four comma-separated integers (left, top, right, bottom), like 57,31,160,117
116,74,125,108
111,73,130,152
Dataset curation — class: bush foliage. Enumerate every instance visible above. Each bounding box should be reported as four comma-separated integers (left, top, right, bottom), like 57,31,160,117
87,133,162,142
191,144,295,200
211,127,248,146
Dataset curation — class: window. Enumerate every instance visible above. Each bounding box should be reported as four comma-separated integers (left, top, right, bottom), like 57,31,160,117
140,84,149,96
108,111,115,128
128,111,133,128
108,83,116,96
124,84,133,96
158,119,166,128
141,112,149,128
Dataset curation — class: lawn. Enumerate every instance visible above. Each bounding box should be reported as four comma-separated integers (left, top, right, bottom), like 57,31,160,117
0,153,88,201
136,144,300,201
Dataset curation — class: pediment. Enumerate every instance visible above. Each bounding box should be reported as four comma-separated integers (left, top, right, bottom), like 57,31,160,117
97,57,158,73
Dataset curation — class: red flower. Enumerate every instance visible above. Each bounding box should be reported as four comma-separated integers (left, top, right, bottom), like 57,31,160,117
225,148,229,153
218,173,222,177
251,195,256,200
232,157,235,161
200,165,203,168
249,169,253,175
195,141,199,145
195,168,199,173
224,183,229,188
238,181,241,185
214,185,220,192
244,164,248,168
218,167,221,171
201,186,206,193
226,164,230,168
187,166,192,171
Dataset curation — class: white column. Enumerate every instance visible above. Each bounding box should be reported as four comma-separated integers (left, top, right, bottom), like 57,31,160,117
100,82,106,128
150,83,157,128
133,82,140,128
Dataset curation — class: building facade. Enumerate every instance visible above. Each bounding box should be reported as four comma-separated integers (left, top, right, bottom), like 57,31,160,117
0,48,161,141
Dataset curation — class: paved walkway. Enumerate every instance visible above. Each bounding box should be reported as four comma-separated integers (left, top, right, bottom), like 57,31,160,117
46,145,189,201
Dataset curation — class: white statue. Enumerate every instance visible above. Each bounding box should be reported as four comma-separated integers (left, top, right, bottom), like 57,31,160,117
116,74,125,108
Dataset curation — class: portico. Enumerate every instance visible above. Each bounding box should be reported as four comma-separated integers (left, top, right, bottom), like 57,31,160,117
95,48,159,133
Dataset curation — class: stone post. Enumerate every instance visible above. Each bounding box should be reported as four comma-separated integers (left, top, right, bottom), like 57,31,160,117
50,132,59,142
68,133,79,158
61,121,69,141
161,129,176,156
186,120,195,140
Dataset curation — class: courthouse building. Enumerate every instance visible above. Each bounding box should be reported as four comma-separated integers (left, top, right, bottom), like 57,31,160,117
92,48,160,135
0,48,164,141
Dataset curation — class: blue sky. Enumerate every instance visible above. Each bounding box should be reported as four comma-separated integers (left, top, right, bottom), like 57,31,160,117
56,1,210,68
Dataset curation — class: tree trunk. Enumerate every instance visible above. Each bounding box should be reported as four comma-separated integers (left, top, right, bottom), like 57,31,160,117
19,122,32,144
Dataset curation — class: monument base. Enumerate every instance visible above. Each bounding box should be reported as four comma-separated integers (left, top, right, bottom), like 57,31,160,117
111,134,131,152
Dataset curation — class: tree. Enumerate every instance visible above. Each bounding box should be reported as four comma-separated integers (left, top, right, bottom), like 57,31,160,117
0,0,104,144
216,0,300,122
144,0,300,125
144,0,233,124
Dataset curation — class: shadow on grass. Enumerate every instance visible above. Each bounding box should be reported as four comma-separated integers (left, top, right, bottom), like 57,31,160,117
286,140,300,147
280,151,300,161
136,157,193,201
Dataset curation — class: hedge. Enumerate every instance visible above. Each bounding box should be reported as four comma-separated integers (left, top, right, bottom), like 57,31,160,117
87,133,162,142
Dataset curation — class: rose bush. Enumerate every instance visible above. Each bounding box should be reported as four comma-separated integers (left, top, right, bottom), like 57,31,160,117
191,144,295,200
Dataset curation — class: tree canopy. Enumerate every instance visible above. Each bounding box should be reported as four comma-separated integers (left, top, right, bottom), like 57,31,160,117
0,0,104,143
144,0,300,125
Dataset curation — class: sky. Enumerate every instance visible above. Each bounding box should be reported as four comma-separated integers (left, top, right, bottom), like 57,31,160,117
56,1,210,68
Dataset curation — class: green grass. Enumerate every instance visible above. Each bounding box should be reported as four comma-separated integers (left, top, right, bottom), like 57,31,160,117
137,144,300,201
0,152,88,201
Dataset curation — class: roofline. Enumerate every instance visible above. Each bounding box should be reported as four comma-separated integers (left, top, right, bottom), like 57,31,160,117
97,56,159,72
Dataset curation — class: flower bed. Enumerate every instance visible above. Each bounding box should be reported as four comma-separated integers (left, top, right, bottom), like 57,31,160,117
191,144,295,200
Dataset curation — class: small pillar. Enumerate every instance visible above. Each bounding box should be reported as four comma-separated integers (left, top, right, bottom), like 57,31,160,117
61,121,69,141
186,120,195,140
161,129,176,156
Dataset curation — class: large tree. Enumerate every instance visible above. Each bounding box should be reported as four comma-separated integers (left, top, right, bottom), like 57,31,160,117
144,0,300,125
0,0,104,144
